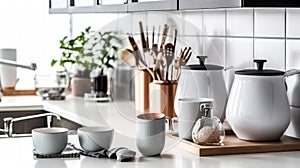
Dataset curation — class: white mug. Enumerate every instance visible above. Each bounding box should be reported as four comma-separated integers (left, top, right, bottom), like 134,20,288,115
178,98,214,140
136,113,165,156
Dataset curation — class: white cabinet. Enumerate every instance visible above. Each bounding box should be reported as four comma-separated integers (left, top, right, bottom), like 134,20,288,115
179,0,241,10
49,0,127,14
128,0,177,12
179,0,300,10
49,0,300,14
49,0,177,14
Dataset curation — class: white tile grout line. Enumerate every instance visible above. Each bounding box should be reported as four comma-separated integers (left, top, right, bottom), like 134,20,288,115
252,8,255,68
225,9,228,68
177,35,287,39
69,14,73,38
201,10,204,55
284,8,287,70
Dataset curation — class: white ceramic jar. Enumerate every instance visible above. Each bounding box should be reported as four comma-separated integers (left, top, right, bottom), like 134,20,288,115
174,56,227,122
226,60,290,141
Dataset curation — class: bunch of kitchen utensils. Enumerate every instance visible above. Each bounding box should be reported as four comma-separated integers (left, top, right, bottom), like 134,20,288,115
119,21,192,82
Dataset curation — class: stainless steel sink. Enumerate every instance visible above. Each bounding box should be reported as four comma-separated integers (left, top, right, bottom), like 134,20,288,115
0,110,81,138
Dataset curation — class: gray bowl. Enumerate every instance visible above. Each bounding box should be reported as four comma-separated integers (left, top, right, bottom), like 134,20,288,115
32,127,68,155
77,126,114,152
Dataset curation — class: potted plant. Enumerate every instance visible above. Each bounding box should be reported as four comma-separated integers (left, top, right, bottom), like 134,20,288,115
51,26,121,97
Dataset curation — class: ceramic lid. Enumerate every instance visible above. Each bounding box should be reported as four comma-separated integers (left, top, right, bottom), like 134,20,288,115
181,56,224,70
235,59,285,76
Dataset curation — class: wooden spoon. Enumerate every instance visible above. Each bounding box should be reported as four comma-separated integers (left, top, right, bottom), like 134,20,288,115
118,49,136,67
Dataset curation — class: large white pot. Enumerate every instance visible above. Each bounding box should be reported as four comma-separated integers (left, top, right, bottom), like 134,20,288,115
226,60,291,141
174,56,227,121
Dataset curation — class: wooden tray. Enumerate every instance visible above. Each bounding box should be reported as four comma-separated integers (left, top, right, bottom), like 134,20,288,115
167,134,300,156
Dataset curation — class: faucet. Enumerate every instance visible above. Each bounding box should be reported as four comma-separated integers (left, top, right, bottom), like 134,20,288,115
0,58,37,102
0,113,61,137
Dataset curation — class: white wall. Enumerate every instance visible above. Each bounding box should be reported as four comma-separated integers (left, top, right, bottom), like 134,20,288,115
70,8,300,98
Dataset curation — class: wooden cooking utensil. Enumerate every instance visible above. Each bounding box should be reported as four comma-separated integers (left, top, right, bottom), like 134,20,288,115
118,48,136,67
139,21,147,55
179,47,192,66
128,36,146,66
173,29,177,50
160,25,169,52
152,26,158,55
146,26,149,50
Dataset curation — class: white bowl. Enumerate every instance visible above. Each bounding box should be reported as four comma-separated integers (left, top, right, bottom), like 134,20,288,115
77,126,114,152
32,127,68,155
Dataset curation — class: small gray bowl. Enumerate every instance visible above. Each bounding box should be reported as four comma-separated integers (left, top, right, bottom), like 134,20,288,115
77,126,114,152
32,127,68,155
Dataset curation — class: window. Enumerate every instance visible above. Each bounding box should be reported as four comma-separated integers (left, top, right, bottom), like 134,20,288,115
0,1,70,89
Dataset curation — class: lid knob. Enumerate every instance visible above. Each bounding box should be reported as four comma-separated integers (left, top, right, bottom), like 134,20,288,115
200,103,212,118
196,56,208,66
254,59,267,71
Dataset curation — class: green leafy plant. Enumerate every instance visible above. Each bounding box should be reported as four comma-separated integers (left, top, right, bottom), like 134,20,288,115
51,26,121,76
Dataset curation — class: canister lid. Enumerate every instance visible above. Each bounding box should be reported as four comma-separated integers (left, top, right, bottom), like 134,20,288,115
235,59,285,76
181,56,224,70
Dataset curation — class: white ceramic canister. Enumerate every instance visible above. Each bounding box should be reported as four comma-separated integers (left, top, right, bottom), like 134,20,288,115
0,48,17,88
174,56,227,122
226,59,290,141
285,72,300,139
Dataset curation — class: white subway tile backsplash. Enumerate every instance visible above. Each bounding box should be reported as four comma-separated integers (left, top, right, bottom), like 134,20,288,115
163,11,183,36
117,13,132,35
181,36,203,56
254,8,285,38
203,37,225,66
182,10,203,36
147,12,165,47
73,13,119,34
131,12,147,35
203,9,226,36
178,36,202,64
226,38,253,68
227,8,253,37
287,9,300,38
254,39,285,70
225,38,253,93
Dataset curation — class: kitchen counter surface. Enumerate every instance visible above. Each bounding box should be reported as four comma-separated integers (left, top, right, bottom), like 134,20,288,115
0,95,300,167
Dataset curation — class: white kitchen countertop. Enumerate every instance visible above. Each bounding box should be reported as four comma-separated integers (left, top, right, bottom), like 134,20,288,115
0,95,300,167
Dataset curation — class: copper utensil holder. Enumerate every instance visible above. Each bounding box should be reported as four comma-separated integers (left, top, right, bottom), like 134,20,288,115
149,80,178,118
134,68,153,113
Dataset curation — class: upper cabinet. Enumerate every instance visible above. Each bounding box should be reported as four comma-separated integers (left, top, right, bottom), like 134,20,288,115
49,0,300,14
49,0,177,14
49,0,127,14
179,0,241,10
180,0,300,10
128,0,177,12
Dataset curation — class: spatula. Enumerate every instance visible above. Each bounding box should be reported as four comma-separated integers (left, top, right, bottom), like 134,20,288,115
164,43,175,81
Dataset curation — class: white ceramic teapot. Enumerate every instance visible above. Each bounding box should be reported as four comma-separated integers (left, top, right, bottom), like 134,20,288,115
174,56,227,122
226,59,298,141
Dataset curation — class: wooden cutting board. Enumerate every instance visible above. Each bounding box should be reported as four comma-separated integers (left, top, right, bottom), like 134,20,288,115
2,88,36,96
167,134,300,156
